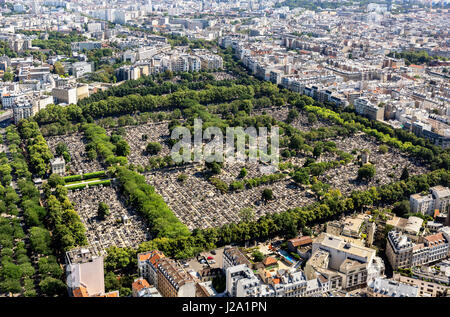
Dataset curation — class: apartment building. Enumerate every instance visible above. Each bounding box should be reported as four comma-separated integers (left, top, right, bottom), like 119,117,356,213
52,86,77,105
410,193,434,215
170,55,201,73
423,232,449,263
12,104,33,124
354,97,385,121
386,230,450,269
410,186,450,216
367,277,418,297
431,186,450,214
131,277,162,297
77,85,90,101
70,62,93,78
197,53,223,70
393,273,449,297
71,41,102,51
305,233,384,291
65,247,118,297
226,264,272,297
1,93,16,109
386,231,414,269
272,269,329,297
386,216,424,239
115,64,151,82
222,246,252,271
226,263,329,298
156,258,196,297
137,250,165,288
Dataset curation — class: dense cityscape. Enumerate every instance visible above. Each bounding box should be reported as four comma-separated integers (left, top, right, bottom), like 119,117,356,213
0,0,449,302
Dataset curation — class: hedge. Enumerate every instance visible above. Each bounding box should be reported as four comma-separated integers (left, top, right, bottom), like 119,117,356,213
86,179,111,187
63,175,82,182
83,171,106,180
67,184,87,191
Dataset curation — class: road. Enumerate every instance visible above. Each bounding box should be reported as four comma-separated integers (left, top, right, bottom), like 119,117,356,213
0,109,13,128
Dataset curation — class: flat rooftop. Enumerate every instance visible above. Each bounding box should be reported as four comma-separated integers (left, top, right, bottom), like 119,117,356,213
314,233,375,261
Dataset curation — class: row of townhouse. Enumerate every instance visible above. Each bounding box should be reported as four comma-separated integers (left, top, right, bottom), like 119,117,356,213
220,36,349,108
137,250,197,297
225,264,329,298
386,228,450,270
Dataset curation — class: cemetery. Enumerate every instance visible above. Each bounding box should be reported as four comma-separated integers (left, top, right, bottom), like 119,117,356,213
145,165,314,230
46,133,103,174
68,185,150,255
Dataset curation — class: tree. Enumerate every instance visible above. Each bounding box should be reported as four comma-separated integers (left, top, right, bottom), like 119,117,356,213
3,71,13,82
105,246,131,270
0,262,22,280
313,144,323,158
311,181,330,200
29,227,52,255
54,185,68,201
105,271,120,291
177,173,187,182
211,274,226,293
0,278,21,293
53,62,65,76
307,113,317,124
238,207,255,222
146,142,162,155
115,139,130,157
393,200,410,217
293,169,310,185
55,142,68,157
286,108,299,123
400,166,409,181
379,145,389,154
238,167,247,178
48,174,65,188
206,162,222,175
289,135,304,150
262,188,274,201
358,164,376,181
98,202,110,219
38,256,63,278
39,277,66,297
87,149,97,160
252,250,264,262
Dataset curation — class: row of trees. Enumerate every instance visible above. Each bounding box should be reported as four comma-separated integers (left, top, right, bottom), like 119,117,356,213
19,177,66,297
32,79,284,135
0,130,36,296
1,126,66,296
17,120,54,177
387,50,447,66
115,167,191,240
16,120,88,257
0,216,37,296
40,177,88,254
82,123,129,167
4,126,31,180
77,72,243,107
229,173,287,192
